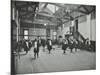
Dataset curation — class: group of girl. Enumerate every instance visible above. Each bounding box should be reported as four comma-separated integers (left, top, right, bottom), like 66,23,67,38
15,36,80,59
62,36,78,54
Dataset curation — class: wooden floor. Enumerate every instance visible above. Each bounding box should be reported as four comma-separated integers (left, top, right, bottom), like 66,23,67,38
15,46,96,74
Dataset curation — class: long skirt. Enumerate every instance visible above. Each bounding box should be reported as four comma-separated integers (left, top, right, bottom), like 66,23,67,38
47,45,52,51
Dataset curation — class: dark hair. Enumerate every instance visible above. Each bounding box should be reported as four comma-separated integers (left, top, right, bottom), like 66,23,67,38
37,36,40,38
34,38,37,41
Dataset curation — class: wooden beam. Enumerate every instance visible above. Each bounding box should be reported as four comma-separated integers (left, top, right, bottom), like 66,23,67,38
18,7,35,12
16,4,31,9
63,10,74,20
42,3,48,9
49,3,88,16
49,3,66,9
73,14,85,20
81,5,90,14
20,22,56,29
71,9,89,14
15,2,38,8
89,6,96,14
19,11,35,17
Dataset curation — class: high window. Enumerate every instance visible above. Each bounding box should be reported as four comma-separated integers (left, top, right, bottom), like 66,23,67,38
24,29,29,40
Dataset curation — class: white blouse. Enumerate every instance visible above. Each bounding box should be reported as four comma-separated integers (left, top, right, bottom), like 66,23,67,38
49,40,52,46
34,41,37,48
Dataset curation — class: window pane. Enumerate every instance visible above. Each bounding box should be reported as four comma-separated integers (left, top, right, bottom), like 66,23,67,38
24,30,28,40
53,32,56,35
24,36,28,40
24,30,28,35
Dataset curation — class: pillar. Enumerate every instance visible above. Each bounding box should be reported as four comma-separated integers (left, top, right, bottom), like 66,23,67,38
87,14,91,40
16,10,20,42
18,19,20,41
62,24,65,39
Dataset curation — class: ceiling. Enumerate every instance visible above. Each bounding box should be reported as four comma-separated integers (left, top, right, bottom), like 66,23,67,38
12,1,96,27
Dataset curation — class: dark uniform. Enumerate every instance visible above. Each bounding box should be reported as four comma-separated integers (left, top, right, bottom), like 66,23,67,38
23,40,29,54
41,39,46,52
62,39,68,54
34,39,41,59
73,39,78,52
68,37,74,53
29,40,32,50
47,39,52,54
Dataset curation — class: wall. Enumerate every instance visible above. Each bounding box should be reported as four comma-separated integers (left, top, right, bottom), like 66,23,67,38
91,19,96,41
78,15,88,39
56,12,96,42
57,22,71,39
57,26,62,39
19,27,24,41
50,29,53,39
19,27,56,40
62,26,70,38
78,13,96,41
29,28,46,40
12,22,17,41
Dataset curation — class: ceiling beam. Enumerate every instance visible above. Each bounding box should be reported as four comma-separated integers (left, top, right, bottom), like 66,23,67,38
49,3,88,17
63,9,74,20
29,2,39,11
76,10,88,14
19,11,34,16
15,2,39,8
81,5,90,14
89,6,96,13
70,9,89,14
50,4,88,15
16,4,32,9
18,8,30,12
42,3,48,9
49,3,66,9
20,22,57,29
73,14,85,20
19,16,34,21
